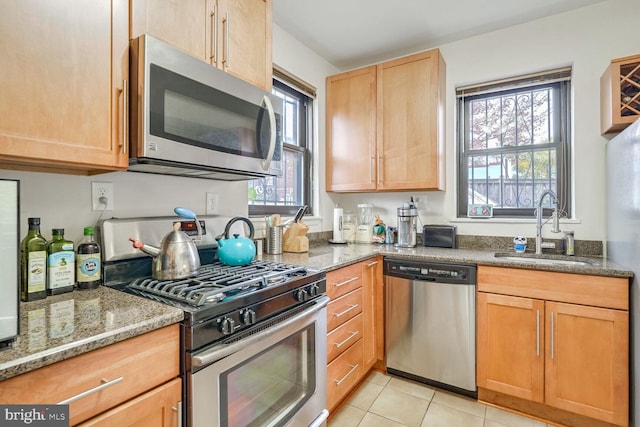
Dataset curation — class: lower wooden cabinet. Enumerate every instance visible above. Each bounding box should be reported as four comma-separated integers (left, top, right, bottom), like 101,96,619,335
477,266,629,427
0,325,181,426
325,256,383,413
77,378,182,427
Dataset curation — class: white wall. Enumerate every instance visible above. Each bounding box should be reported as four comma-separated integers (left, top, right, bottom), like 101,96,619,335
0,169,249,244
290,0,638,242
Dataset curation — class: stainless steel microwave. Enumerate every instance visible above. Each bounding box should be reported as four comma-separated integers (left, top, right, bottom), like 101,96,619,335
128,35,282,181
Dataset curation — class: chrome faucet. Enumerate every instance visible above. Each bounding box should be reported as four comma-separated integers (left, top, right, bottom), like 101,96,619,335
535,190,561,255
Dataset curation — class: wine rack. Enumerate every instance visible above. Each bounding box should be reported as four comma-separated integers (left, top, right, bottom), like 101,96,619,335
600,54,640,135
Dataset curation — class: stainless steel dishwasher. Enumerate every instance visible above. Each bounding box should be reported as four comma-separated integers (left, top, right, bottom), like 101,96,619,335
385,258,477,397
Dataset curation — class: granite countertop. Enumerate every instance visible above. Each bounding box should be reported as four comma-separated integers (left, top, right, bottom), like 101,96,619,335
0,286,183,381
258,243,634,278
2,242,631,383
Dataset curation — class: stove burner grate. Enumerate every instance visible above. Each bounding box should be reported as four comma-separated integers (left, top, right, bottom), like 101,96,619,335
128,261,310,306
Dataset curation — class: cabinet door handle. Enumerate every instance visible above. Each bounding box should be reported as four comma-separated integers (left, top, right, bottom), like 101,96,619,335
536,309,540,356
334,331,359,349
57,376,124,404
222,11,229,67
370,155,374,183
335,277,358,288
122,80,128,154
333,304,359,318
367,261,378,267
550,311,555,359
377,155,382,184
334,364,359,386
209,7,217,64
172,401,183,427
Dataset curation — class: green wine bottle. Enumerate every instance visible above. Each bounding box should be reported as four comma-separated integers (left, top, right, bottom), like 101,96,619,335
47,228,75,295
76,227,102,290
21,217,47,301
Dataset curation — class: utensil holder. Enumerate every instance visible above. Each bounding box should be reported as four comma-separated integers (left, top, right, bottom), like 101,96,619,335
265,225,283,255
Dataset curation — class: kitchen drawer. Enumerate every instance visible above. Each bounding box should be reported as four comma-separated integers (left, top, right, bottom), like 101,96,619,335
327,288,363,331
0,325,180,425
327,338,364,411
477,266,628,310
327,313,363,363
326,262,362,300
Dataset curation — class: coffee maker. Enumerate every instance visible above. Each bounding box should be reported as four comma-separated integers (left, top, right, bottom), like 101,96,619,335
396,201,418,247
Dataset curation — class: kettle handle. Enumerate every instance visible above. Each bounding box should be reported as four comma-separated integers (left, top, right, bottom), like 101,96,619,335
174,207,202,241
223,217,255,240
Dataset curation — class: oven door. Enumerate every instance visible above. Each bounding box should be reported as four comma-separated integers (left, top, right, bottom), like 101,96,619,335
190,296,329,427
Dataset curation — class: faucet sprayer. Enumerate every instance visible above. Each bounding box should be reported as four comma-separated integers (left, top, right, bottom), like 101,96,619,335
535,190,562,254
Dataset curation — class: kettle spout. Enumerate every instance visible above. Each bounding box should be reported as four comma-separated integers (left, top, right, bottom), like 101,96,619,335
129,237,161,257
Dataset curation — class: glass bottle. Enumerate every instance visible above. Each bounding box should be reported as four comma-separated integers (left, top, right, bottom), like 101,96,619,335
76,227,102,290
20,217,47,301
47,228,75,295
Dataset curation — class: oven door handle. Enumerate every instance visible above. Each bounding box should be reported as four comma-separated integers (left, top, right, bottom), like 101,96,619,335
192,295,330,368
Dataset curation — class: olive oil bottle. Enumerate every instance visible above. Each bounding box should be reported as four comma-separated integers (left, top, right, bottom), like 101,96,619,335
47,228,75,295
76,227,102,290
20,217,47,301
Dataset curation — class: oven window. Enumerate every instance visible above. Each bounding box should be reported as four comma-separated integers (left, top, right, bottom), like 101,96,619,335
220,325,316,427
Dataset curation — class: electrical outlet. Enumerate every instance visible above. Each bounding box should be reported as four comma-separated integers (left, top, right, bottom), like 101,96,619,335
91,181,114,211
206,192,219,215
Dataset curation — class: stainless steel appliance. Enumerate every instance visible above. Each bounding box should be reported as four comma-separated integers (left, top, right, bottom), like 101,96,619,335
606,118,640,424
395,202,418,248
0,179,19,350
385,258,477,397
128,35,283,181
101,217,329,427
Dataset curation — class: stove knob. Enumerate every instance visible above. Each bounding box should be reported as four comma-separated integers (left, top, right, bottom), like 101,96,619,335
308,284,319,297
295,288,308,302
219,317,235,335
241,309,257,325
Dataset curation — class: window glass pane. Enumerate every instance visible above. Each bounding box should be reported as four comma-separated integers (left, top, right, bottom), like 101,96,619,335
458,77,570,218
249,149,304,207
248,76,312,216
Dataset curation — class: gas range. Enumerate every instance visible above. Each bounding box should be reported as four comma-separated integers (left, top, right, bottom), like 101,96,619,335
99,216,329,427
120,259,325,351
100,216,326,351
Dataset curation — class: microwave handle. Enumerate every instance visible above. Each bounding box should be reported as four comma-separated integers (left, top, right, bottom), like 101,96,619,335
261,95,277,170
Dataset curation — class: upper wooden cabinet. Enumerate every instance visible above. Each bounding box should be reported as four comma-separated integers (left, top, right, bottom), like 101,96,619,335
601,54,640,135
131,0,272,91
0,0,129,174
326,49,446,192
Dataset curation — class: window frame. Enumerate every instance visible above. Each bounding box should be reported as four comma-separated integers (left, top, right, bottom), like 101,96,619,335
248,78,314,217
456,73,572,219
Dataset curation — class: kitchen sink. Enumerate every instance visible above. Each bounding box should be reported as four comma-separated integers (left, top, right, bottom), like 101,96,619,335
493,253,594,266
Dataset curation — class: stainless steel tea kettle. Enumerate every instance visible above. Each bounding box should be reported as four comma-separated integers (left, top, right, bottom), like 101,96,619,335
129,207,201,280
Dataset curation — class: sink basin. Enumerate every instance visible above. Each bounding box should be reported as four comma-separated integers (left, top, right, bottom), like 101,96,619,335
493,253,594,266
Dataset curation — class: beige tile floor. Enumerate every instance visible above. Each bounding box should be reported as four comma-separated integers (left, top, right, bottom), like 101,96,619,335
328,371,557,427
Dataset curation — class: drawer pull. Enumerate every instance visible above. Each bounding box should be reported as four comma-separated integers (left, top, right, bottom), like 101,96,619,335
333,304,359,318
367,261,378,267
334,277,358,288
334,364,359,386
58,376,124,405
334,331,359,349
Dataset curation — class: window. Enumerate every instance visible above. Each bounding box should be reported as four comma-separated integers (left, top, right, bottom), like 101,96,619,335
457,68,571,218
248,70,314,216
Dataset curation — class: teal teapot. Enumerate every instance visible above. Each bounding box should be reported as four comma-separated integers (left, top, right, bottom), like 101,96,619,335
215,217,256,266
